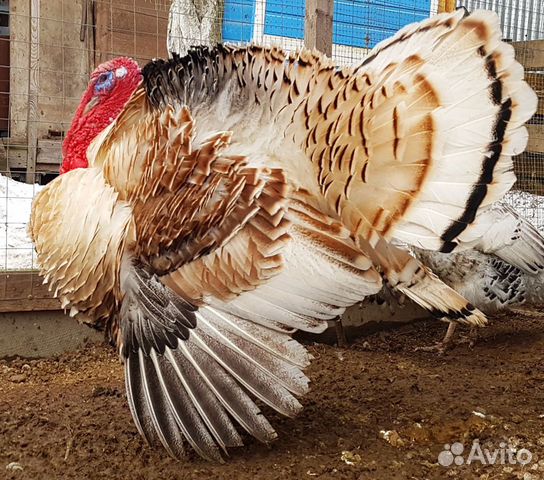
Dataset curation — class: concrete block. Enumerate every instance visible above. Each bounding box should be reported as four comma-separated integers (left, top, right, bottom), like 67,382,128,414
298,301,430,344
0,300,431,358
0,310,103,359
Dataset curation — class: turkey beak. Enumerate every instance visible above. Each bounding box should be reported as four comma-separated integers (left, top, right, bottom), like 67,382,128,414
83,96,100,116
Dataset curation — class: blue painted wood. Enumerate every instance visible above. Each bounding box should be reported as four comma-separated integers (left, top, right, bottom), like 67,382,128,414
263,0,431,48
223,0,257,42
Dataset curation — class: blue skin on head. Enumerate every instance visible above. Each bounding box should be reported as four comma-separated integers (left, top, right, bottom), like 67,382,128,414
95,71,115,94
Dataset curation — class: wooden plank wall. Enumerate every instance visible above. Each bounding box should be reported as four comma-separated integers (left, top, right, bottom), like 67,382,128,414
526,73,544,118
9,0,91,141
513,40,544,71
1,1,174,308
0,272,60,312
94,0,172,67
7,1,172,174
527,124,544,155
25,0,40,183
510,40,544,194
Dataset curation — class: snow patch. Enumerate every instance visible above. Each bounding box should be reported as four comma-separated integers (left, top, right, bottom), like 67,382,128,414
0,173,543,271
0,175,43,270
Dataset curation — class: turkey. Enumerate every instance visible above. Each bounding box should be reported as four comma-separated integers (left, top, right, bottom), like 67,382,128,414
372,202,544,352
470,202,544,276
416,201,544,351
413,249,531,352
30,9,536,461
414,249,528,315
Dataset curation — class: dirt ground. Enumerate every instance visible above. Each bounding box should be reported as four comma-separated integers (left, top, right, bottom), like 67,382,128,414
1,310,544,480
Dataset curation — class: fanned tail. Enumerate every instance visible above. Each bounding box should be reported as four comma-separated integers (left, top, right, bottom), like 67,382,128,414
352,9,537,252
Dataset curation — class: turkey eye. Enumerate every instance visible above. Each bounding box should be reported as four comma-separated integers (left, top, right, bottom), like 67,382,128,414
94,71,115,94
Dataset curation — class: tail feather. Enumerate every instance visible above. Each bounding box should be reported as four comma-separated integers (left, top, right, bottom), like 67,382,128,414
394,268,486,325
357,9,537,252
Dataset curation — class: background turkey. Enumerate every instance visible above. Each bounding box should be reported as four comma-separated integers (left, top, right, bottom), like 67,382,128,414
369,202,544,353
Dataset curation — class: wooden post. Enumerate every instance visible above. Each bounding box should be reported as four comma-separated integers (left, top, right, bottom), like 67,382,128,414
438,0,456,13
304,0,333,57
26,0,39,184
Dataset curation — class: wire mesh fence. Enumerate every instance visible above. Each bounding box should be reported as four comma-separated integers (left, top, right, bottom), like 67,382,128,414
168,0,441,65
0,0,541,307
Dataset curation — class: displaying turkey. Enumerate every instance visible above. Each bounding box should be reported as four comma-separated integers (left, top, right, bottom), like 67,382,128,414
30,9,536,461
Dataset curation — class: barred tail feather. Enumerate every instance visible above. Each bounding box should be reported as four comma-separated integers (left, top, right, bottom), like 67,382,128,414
360,9,537,252
394,268,487,326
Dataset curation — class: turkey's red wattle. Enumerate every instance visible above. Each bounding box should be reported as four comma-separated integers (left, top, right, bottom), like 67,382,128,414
60,57,142,174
